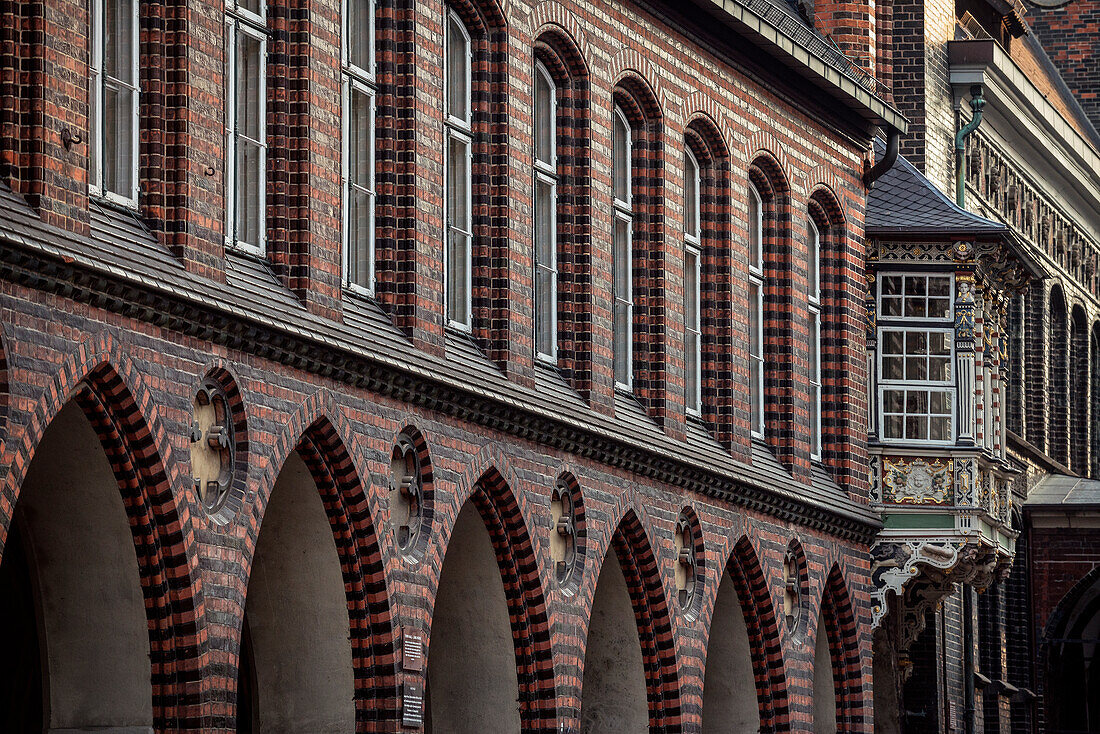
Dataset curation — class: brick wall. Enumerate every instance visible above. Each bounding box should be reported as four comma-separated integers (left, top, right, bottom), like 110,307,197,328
1027,1,1100,133
0,0,887,730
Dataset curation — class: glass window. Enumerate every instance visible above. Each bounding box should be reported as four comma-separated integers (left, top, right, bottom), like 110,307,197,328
684,147,700,244
225,16,266,254
749,280,763,437
685,245,701,415
534,61,557,361
749,183,764,437
445,10,473,329
880,274,952,320
808,218,821,457
342,0,376,292
879,327,954,443
90,0,139,206
613,105,633,389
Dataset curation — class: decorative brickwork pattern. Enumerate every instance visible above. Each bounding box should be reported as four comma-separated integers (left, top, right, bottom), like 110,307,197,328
820,565,868,732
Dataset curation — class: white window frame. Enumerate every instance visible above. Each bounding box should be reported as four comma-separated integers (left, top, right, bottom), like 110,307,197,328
225,7,267,255
685,242,702,416
878,273,954,321
341,0,377,295
808,217,822,459
613,105,633,391
89,0,140,208
444,9,474,331
877,325,956,445
749,183,765,438
534,60,558,363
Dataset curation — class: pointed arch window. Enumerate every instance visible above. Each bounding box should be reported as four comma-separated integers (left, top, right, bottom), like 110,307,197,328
445,9,474,330
612,105,633,389
748,184,765,438
808,217,822,458
342,0,377,293
684,147,702,415
534,60,558,361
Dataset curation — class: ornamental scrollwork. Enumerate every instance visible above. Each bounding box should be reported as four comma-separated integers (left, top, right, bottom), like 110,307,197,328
881,456,953,505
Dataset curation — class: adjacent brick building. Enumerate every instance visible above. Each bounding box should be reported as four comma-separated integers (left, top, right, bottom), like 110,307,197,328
0,0,906,732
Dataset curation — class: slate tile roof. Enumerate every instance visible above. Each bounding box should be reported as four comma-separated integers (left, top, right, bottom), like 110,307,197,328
866,139,1008,236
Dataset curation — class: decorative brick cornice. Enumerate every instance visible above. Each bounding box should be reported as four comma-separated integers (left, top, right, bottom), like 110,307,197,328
0,240,882,543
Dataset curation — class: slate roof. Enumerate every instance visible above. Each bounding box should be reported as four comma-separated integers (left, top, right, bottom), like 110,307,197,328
0,182,877,529
866,139,1008,237
1026,475,1100,508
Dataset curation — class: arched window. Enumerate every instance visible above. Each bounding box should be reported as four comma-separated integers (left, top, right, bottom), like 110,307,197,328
612,104,633,390
225,0,267,253
684,146,701,415
807,216,821,458
445,10,473,329
342,0,377,292
89,0,139,207
748,183,764,438
533,60,558,361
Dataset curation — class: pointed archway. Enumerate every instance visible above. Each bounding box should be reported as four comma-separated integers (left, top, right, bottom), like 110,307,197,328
702,536,789,733
426,465,556,732
0,343,208,731
580,511,680,732
237,409,397,733
814,565,866,733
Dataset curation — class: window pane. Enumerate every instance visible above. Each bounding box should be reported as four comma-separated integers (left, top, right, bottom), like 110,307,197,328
884,415,904,439
751,356,761,432
929,416,951,441
882,297,902,317
905,297,927,318
749,283,760,358
905,276,927,296
347,185,373,287
883,356,904,380
535,66,554,166
613,110,629,203
447,135,470,231
446,15,469,122
685,250,698,330
447,230,470,325
614,299,631,386
906,415,927,440
907,331,928,354
346,0,373,72
684,150,698,239
749,186,761,268
536,177,555,264
930,391,951,414
105,0,134,83
810,384,820,453
238,0,262,17
882,275,902,295
103,81,134,197
930,331,951,354
236,138,263,247
929,298,951,319
884,389,904,412
928,276,951,296
883,330,904,354
237,31,264,142
614,216,630,298
807,219,819,298
809,312,820,377
349,86,373,190
686,329,699,411
536,266,555,357
906,390,929,412
906,357,928,381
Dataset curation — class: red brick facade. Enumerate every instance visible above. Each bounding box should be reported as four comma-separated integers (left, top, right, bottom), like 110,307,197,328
0,0,890,731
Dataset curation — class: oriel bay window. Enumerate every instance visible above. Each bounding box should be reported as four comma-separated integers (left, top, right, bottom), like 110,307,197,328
89,0,139,206
877,274,955,443
225,0,267,253
445,9,473,329
534,60,558,361
684,147,701,415
612,105,633,389
342,0,377,292
748,184,765,438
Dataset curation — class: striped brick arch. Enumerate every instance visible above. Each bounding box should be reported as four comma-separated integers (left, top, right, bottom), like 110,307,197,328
726,536,791,732
465,465,558,731
819,564,867,732
244,395,399,730
609,509,683,731
0,336,205,730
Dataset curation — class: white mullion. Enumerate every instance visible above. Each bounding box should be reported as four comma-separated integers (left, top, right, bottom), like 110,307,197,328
750,273,764,438
686,242,701,416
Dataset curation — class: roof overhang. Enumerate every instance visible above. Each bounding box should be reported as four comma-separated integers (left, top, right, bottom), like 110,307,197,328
687,0,908,135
